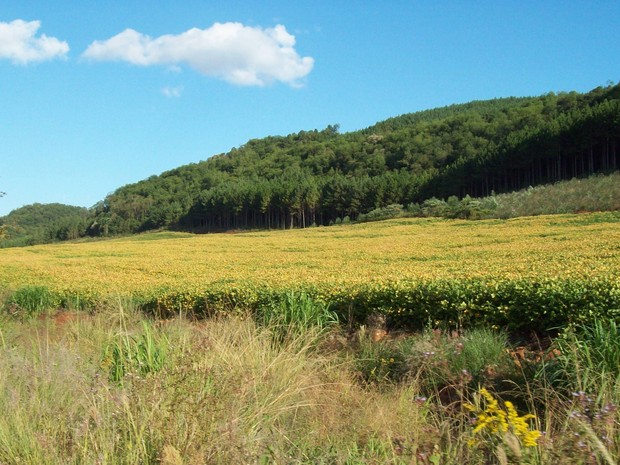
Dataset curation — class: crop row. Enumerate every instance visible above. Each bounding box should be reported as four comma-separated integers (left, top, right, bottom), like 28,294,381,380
3,276,618,334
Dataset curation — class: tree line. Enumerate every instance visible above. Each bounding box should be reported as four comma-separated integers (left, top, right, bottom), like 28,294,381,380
2,83,619,243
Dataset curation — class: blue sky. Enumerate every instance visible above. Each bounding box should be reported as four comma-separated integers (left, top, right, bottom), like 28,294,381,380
1,0,619,216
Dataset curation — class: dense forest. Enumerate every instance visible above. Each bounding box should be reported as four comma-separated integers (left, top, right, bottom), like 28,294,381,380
2,83,619,243
0,203,90,247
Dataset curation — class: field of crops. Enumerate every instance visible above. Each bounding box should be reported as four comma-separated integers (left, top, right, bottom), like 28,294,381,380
1,212,619,331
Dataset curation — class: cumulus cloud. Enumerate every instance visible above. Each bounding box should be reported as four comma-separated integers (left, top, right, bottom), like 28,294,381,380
0,19,69,64
82,22,314,86
161,86,183,98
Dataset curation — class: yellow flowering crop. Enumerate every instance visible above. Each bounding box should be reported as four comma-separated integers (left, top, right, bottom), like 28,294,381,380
0,213,618,321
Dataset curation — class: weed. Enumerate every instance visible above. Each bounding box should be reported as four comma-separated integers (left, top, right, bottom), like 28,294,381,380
6,286,61,317
354,335,408,385
552,318,620,400
1,300,620,463
102,320,168,384
257,290,339,343
464,388,541,464
449,328,512,386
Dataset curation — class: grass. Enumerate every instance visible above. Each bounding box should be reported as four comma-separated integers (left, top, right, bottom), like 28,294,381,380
257,290,339,343
491,172,620,219
405,172,620,220
5,285,61,317
550,318,620,403
102,319,169,384
0,295,618,464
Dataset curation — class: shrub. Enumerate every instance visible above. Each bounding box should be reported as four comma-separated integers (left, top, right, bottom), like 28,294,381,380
421,197,448,217
357,204,404,223
144,276,620,335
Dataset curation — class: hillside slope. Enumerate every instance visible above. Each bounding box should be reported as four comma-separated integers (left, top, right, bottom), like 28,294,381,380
93,83,619,235
2,84,618,244
0,203,90,248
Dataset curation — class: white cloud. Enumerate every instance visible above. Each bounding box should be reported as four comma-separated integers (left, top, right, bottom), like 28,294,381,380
161,86,183,98
0,19,69,64
82,22,314,87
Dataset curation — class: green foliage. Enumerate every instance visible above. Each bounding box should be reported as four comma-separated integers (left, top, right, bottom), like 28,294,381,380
0,203,91,248
407,172,620,220
2,85,618,249
257,291,339,342
5,286,61,317
4,84,618,243
1,302,620,463
3,83,620,245
90,83,620,236
102,321,168,384
336,278,620,333
552,318,620,398
142,276,620,335
353,335,408,385
353,327,512,391
449,328,512,385
492,173,620,218
357,204,404,223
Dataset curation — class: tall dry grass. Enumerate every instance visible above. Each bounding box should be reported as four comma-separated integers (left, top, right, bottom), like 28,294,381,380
0,302,427,464
0,297,618,464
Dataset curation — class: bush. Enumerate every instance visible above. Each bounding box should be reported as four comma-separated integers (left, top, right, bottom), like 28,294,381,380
357,204,404,223
420,197,448,217
143,276,620,335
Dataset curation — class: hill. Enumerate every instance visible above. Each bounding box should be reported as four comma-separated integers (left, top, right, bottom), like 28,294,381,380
93,83,620,235
2,83,619,244
0,203,90,248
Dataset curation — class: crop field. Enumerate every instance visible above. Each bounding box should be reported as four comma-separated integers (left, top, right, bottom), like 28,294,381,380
1,213,620,464
1,212,619,331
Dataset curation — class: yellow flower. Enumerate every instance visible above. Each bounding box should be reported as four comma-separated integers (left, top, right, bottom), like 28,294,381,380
468,389,541,449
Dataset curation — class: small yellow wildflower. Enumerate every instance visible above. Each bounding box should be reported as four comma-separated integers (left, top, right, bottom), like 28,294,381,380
505,401,542,447
466,388,541,449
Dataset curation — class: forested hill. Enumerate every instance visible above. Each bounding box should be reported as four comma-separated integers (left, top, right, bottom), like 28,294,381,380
88,83,620,235
0,203,90,247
